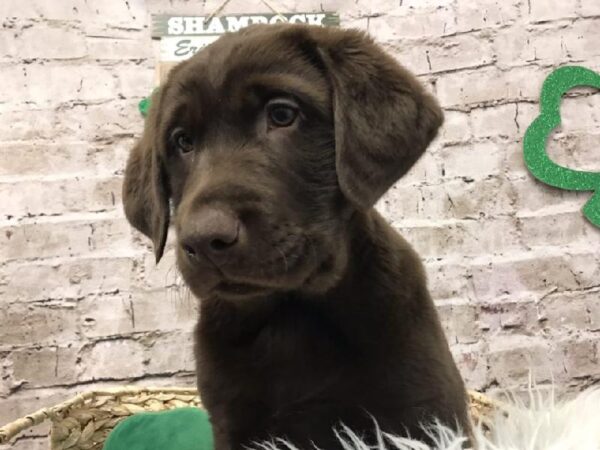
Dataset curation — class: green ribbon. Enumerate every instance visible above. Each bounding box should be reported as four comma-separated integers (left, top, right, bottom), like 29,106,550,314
523,65,600,228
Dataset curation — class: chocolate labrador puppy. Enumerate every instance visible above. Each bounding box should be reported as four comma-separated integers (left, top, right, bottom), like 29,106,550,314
123,24,470,449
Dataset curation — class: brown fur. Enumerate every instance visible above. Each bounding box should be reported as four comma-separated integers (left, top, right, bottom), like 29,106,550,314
122,24,470,450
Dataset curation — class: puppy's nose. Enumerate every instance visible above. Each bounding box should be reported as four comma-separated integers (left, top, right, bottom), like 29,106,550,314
180,208,241,264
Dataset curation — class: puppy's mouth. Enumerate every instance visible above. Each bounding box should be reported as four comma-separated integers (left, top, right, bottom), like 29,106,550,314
210,237,326,298
178,231,336,300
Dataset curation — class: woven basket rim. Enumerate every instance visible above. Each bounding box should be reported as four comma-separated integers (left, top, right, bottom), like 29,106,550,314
0,386,200,444
0,387,498,445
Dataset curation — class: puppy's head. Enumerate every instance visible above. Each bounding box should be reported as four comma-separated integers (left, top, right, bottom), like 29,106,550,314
123,24,443,300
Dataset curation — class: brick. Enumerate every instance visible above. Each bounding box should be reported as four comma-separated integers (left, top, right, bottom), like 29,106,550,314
367,7,456,42
588,293,600,331
514,102,540,143
495,21,600,69
438,142,505,180
114,62,155,98
493,26,537,69
0,0,146,25
527,0,578,22
394,34,494,75
518,211,594,247
0,257,133,303
79,294,135,338
579,0,600,16
478,301,542,333
0,66,26,103
0,351,12,397
384,177,515,221
18,64,115,105
470,104,519,139
440,111,472,144
394,0,455,9
436,66,545,107
559,338,599,378
437,302,480,344
129,288,199,333
20,64,113,106
388,43,430,76
10,345,79,387
540,293,591,330
0,29,18,61
0,302,79,347
471,252,599,301
86,36,153,60
142,331,196,375
0,176,122,219
557,92,600,133
397,216,522,258
440,177,516,219
0,217,133,262
427,261,472,301
566,253,600,293
81,0,147,28
0,0,86,20
15,25,87,60
511,177,590,216
488,335,554,385
79,338,147,380
0,142,131,179
546,131,600,173
0,104,141,142
393,33,494,76
455,0,522,32
451,343,489,390
424,34,494,74
4,63,152,107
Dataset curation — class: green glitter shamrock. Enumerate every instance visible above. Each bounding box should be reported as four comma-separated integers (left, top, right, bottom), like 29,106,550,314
523,65,600,228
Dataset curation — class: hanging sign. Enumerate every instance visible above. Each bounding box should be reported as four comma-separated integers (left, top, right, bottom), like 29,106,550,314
150,13,340,83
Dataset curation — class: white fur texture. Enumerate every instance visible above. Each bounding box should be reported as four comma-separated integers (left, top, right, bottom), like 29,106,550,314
253,388,600,450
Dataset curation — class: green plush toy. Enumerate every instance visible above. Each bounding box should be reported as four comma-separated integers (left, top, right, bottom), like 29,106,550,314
103,407,214,450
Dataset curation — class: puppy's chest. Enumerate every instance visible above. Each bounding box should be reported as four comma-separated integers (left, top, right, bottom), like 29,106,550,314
251,299,354,368
202,299,357,396
247,305,357,407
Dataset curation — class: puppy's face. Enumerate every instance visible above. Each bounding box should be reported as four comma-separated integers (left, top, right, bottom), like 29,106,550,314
123,25,444,301
166,31,343,300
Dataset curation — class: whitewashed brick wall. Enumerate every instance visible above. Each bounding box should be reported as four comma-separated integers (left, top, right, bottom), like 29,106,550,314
1,0,599,448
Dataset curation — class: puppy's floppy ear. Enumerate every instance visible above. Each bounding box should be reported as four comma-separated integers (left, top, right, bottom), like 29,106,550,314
310,28,444,209
122,90,170,262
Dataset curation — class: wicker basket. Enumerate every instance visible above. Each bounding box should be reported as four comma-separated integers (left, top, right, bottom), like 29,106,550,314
0,388,495,449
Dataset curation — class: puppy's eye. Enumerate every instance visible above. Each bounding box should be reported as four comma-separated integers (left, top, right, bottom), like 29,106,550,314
171,128,194,154
267,101,298,127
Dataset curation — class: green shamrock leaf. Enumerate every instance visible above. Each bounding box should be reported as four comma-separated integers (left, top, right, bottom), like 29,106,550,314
523,65,600,228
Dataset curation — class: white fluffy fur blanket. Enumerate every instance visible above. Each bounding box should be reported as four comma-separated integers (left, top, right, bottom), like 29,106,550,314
254,388,600,450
